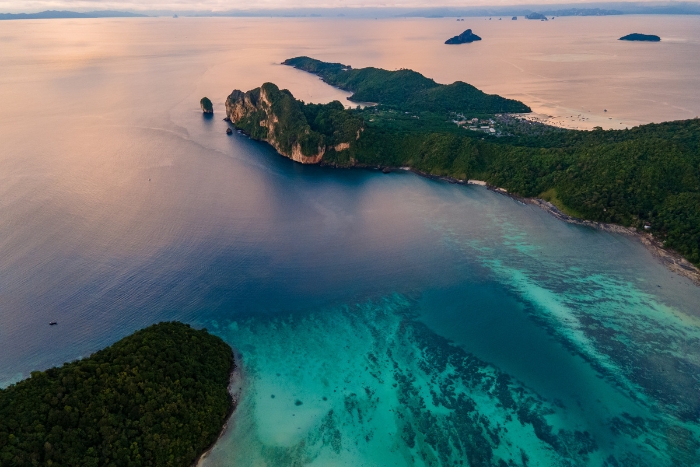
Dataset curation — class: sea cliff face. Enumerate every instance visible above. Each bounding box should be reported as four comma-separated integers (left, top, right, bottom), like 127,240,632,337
225,83,361,165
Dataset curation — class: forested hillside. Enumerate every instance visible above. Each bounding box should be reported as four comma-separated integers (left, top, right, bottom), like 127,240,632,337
283,56,531,114
0,322,234,467
227,75,700,267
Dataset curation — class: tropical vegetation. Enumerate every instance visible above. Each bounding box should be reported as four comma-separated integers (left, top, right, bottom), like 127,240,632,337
283,56,531,114
230,58,700,266
0,322,233,467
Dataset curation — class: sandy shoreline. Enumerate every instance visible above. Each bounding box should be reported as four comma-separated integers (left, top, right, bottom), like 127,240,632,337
242,131,700,286
523,196,700,286
364,165,700,286
194,350,244,467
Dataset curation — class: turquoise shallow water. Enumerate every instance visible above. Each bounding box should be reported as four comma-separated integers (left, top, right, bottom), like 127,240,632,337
198,187,700,466
1,16,700,467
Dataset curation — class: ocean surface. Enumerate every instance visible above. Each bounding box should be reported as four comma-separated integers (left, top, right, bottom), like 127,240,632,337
1,15,700,466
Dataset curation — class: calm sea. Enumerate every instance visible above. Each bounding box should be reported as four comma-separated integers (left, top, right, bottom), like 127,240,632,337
1,16,700,466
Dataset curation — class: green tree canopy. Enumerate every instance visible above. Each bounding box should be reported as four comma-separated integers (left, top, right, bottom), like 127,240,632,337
0,322,234,467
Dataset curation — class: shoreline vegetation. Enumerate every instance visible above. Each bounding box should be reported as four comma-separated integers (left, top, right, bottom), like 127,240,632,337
194,349,243,467
405,168,699,285
398,166,699,285
0,322,235,466
225,57,700,281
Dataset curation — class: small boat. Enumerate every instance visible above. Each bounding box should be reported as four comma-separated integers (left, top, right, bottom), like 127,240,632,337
49,321,57,326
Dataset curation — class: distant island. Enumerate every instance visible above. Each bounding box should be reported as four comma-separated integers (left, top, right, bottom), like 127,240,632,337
0,322,234,466
525,12,548,20
541,8,622,16
225,57,700,272
445,29,482,44
619,33,661,42
0,10,147,20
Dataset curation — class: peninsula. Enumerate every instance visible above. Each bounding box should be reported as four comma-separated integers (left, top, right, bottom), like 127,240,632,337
282,56,530,114
445,29,482,44
619,33,661,41
226,58,700,272
0,322,234,466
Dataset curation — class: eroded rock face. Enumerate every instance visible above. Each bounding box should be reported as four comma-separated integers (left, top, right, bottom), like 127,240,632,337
225,89,258,122
225,84,326,164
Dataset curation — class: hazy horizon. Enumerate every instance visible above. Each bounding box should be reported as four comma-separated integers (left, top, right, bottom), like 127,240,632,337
2,0,700,14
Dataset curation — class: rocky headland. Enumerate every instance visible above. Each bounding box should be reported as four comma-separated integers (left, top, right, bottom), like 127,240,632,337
222,60,700,279
225,83,362,164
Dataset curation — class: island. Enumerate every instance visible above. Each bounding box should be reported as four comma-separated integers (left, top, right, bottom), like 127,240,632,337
619,33,661,42
0,10,147,20
525,12,548,20
224,57,700,273
445,29,482,44
201,96,214,114
0,322,235,466
543,8,622,16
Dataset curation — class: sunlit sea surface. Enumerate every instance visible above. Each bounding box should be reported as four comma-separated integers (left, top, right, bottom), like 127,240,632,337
1,15,700,466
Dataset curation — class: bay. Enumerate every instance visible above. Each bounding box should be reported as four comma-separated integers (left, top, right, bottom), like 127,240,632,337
1,15,699,466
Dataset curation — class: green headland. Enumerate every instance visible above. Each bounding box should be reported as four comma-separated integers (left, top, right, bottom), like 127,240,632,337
226,58,700,271
282,56,531,114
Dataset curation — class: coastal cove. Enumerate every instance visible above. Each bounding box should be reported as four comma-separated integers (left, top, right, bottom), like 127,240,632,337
1,15,700,466
225,60,700,274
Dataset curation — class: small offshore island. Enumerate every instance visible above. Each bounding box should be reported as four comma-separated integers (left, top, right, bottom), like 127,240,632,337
225,57,700,277
0,322,234,466
445,29,482,44
619,33,661,41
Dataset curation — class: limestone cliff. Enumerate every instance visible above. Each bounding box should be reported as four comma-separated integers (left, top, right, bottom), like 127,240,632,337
225,83,362,165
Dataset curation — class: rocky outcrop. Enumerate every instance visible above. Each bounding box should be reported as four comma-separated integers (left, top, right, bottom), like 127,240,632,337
225,83,363,165
200,97,213,114
225,84,325,164
445,29,482,44
290,142,325,164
